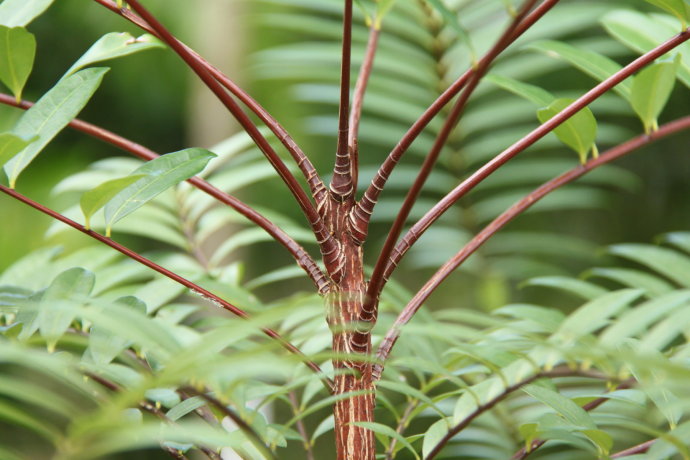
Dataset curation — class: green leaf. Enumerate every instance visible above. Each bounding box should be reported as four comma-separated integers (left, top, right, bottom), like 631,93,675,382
526,40,631,100
0,133,34,168
166,396,206,422
65,32,165,77
0,26,36,102
422,418,448,458
485,73,554,106
661,231,690,253
537,98,598,164
88,296,145,365
376,0,399,26
599,290,690,346
608,243,690,287
38,267,95,351
555,289,644,342
522,276,608,301
145,388,181,409
351,421,419,459
80,174,148,229
601,10,690,88
103,148,216,237
523,384,596,429
584,267,673,297
631,56,680,133
644,0,690,29
3,67,109,188
353,0,372,25
0,0,55,27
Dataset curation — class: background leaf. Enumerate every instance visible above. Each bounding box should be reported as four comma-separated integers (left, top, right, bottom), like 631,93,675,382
484,73,554,106
0,26,36,102
0,133,34,168
80,174,148,229
537,98,597,163
3,67,108,188
37,267,95,351
631,56,679,133
0,0,55,27
643,0,690,28
65,32,165,77
103,148,216,236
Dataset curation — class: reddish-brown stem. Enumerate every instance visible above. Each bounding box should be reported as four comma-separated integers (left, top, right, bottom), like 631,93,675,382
123,0,340,272
92,0,328,205
349,0,562,243
330,0,355,200
360,0,544,329
610,440,656,458
0,93,329,294
374,115,690,377
0,184,333,392
381,26,690,284
426,369,625,459
288,391,315,460
347,25,381,195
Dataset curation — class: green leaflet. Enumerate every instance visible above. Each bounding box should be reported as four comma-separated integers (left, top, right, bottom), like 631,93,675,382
37,268,95,352
643,0,690,29
376,0,399,26
103,148,216,237
537,98,598,164
554,289,644,343
526,40,631,100
599,290,690,346
353,0,372,25
87,296,146,365
144,388,181,409
631,56,680,133
0,26,36,102
584,267,673,298
0,133,35,168
485,76,598,163
422,418,448,458
80,174,148,230
608,243,690,287
485,73,554,106
3,67,109,188
522,276,609,301
662,231,690,253
65,32,165,78
523,384,596,429
166,396,206,422
523,384,612,455
0,0,55,27
601,10,690,88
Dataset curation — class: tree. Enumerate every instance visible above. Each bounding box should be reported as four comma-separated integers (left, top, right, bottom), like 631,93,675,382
1,0,690,459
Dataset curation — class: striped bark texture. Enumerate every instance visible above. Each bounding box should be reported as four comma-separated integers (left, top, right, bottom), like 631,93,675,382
324,196,376,460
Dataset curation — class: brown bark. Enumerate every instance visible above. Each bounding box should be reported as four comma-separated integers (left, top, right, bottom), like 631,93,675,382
324,197,376,460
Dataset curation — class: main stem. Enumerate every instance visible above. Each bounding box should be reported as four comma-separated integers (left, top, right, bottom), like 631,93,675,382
324,194,375,460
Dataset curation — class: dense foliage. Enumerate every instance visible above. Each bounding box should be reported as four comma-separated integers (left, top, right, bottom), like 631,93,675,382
1,0,690,459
